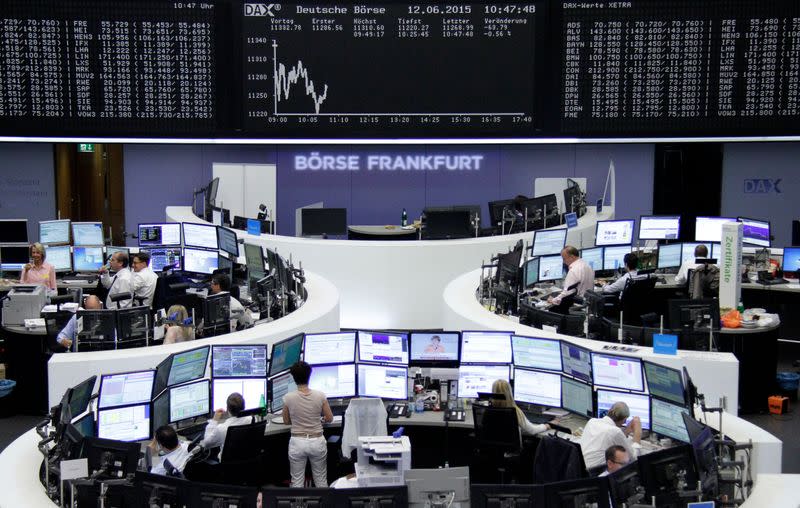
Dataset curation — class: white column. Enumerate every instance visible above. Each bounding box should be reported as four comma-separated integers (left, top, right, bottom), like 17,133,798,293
719,222,743,311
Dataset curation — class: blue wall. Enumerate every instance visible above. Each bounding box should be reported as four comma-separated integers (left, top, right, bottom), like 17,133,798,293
0,143,55,242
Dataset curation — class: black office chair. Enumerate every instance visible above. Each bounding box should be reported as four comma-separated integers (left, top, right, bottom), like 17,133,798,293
42,309,76,352
217,420,267,486
532,434,587,484
472,405,522,484
619,275,658,326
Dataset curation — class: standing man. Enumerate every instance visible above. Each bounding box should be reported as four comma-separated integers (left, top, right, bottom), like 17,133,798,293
99,251,133,309
131,251,158,308
548,245,595,307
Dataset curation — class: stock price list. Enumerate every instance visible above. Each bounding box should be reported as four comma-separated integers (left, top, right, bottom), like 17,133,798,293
559,0,800,137
242,2,543,137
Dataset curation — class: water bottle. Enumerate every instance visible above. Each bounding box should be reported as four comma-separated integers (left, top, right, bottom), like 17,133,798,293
415,394,425,413
401,208,408,227
259,393,267,416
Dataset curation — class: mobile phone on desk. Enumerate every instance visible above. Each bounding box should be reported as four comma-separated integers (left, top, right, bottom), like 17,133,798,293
389,403,408,418
444,409,465,422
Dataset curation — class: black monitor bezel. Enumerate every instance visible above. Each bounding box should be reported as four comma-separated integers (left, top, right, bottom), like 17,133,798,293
217,226,240,257
303,331,357,366
737,216,771,247
308,362,357,400
182,222,220,250
268,333,305,377
357,330,410,367
511,334,563,372
211,344,268,379
72,245,105,272
408,331,461,368
590,351,645,393
137,222,182,247
182,246,221,277
559,340,593,383
357,363,409,400
638,215,681,241
595,219,635,247
459,330,513,365
98,368,156,410
531,228,568,257
560,374,595,418
96,402,154,442
642,360,686,406
168,378,211,424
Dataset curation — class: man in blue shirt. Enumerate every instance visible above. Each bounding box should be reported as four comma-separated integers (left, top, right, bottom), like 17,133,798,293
56,295,103,351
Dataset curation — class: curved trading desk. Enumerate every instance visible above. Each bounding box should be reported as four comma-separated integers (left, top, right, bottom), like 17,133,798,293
46,270,340,408
167,205,613,329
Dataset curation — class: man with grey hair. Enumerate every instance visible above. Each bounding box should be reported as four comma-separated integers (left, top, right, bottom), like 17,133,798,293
579,401,642,469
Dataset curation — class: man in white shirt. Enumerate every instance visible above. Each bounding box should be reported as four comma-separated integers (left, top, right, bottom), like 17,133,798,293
131,251,158,308
149,426,191,476
201,392,253,460
209,273,254,329
674,244,708,285
548,245,595,306
602,253,638,297
99,251,133,309
55,295,103,351
599,445,630,477
579,401,642,470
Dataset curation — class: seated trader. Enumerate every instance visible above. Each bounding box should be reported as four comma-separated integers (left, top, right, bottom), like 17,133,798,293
674,244,708,285
548,245,595,307
201,392,252,460
599,445,630,477
579,401,641,470
491,379,557,436
131,251,158,307
99,251,133,309
163,304,195,345
20,242,56,292
209,273,253,329
601,253,638,297
56,295,103,351
149,425,191,476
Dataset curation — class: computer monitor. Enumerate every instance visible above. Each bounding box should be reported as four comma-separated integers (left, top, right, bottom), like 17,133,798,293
784,247,800,272
144,247,182,271
457,364,510,399
513,367,561,407
269,333,304,377
303,331,356,365
358,364,408,400
538,254,564,282
72,222,104,246
581,246,604,271
76,309,117,346
217,253,233,278
308,363,357,399
560,341,592,383
424,210,472,239
543,477,611,508
212,378,266,412
603,245,631,271
105,246,129,264
460,330,512,364
561,375,594,418
151,346,210,399
406,467,469,508
695,217,736,243
169,379,210,423
202,292,230,330
532,229,567,257
84,437,141,478
73,246,104,271
68,376,97,418
511,335,562,371
522,257,540,288
301,208,348,236
0,219,28,244
681,242,712,264
134,472,193,508
212,345,268,378
269,371,297,412
217,227,239,257
205,177,220,209
138,223,181,247
596,389,651,430
183,247,219,276
73,412,96,438
96,404,152,442
682,412,719,494
0,245,29,271
608,462,643,508
668,298,720,331
191,482,258,508
212,209,224,226
152,389,170,433
39,219,70,244
333,486,408,507
116,307,150,343
98,369,156,409
596,220,635,246
243,242,266,281
591,352,644,392
358,330,409,366
409,332,460,367
470,484,544,507
45,245,72,272
643,361,685,405
657,243,682,269
261,487,335,508
637,445,699,505
639,215,681,241
494,240,524,286
182,222,219,250
651,398,690,442
738,216,770,247
710,243,721,261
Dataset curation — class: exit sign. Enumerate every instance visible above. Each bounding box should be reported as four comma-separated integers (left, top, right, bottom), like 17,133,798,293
78,143,94,152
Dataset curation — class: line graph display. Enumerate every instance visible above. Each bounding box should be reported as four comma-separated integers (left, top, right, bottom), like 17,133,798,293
242,2,544,137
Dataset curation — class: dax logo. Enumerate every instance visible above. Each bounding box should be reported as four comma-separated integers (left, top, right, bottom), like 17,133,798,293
744,178,782,194
244,3,278,16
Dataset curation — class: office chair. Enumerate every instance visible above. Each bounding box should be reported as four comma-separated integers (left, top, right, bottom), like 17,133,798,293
472,405,522,484
43,309,76,353
549,282,580,315
329,398,389,478
217,420,268,486
689,263,720,299
619,275,658,326
532,434,587,484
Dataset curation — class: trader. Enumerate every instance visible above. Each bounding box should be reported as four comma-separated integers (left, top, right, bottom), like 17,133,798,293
149,425,191,476
674,244,708,285
209,273,254,329
201,392,252,460
579,401,641,470
20,242,56,291
599,445,630,477
601,253,638,297
55,295,103,351
99,251,133,309
548,245,595,306
131,251,158,307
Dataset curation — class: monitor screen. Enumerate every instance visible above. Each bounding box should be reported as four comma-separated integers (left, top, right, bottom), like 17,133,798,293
308,363,356,399
99,370,156,409
523,257,540,288
738,217,770,247
212,209,223,226
212,378,266,412
138,223,181,247
0,219,28,244
105,246,129,264
357,330,409,366
513,368,561,407
72,222,104,246
532,229,567,257
457,365,510,399
358,364,409,400
0,245,29,271
303,332,356,365
710,243,721,261
603,246,631,271
301,208,348,236
591,353,644,392
657,244,682,269
39,219,70,244
409,332,460,365
597,389,651,430
73,413,96,439
217,227,239,257
152,391,170,433
784,247,800,272
212,345,268,378
145,247,182,271
561,376,594,418
538,254,565,282
581,247,603,272
97,404,151,442
595,220,635,246
269,334,304,377
182,223,219,250
167,346,209,387
73,246,104,271
643,361,685,405
694,217,736,243
512,335,562,371
269,371,297,412
68,376,97,418
244,243,265,279
169,379,210,423
651,398,690,442
638,216,680,241
460,331,512,364
183,247,219,275
561,342,592,383
681,242,712,265
45,245,72,272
